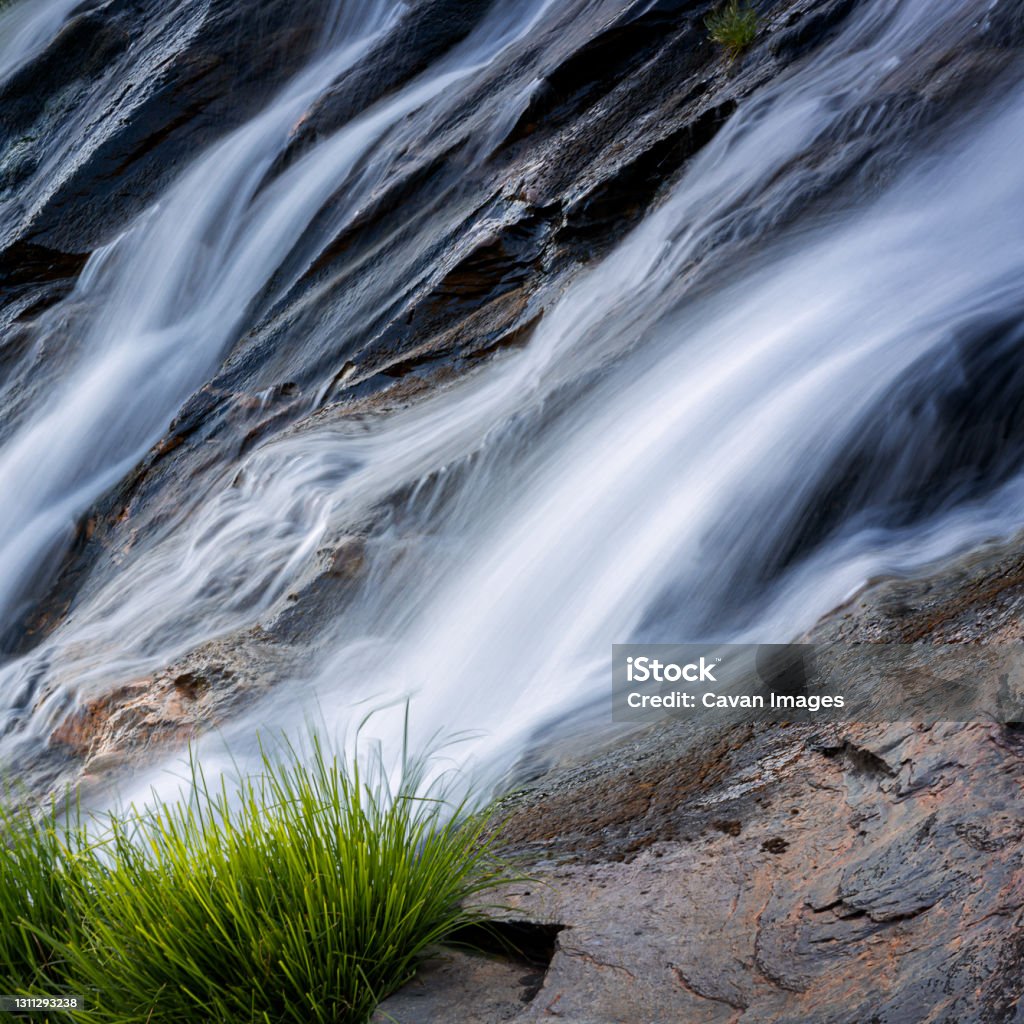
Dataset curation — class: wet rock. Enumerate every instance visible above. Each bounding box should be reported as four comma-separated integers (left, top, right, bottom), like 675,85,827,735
271,0,492,175
46,628,300,782
0,0,337,254
0,240,88,291
806,527,1024,645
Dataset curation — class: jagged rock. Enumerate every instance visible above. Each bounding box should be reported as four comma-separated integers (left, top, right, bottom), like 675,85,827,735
376,719,1023,1023
45,629,299,786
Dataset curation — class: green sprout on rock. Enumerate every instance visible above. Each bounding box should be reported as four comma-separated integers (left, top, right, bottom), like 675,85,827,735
706,0,759,60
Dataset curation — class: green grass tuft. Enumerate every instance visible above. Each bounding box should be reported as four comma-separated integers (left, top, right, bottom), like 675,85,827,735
0,734,511,1023
705,0,759,60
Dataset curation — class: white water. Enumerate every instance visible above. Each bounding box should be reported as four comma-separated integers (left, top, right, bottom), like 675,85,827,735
0,0,84,86
2,0,1023,797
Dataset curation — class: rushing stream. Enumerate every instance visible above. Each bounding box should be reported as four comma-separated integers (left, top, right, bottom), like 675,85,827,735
1,0,1023,797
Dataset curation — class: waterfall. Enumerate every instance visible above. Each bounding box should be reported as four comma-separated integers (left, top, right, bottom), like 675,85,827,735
1,0,1022,798
0,0,84,85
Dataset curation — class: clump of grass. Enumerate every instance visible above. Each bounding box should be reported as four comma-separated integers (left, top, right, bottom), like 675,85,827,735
0,798,92,995
705,0,759,60
0,734,510,1023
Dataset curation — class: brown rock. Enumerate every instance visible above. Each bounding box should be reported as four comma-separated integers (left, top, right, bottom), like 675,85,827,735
379,539,1024,1023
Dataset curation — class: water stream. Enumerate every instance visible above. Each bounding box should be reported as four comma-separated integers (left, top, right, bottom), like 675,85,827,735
1,0,1023,799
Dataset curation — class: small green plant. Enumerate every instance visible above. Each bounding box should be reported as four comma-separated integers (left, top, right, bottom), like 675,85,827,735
0,733,511,1023
706,0,759,60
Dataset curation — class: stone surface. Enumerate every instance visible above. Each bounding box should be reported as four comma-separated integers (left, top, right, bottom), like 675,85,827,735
371,950,532,1024
44,628,300,788
378,719,1024,1023
377,555,1024,1024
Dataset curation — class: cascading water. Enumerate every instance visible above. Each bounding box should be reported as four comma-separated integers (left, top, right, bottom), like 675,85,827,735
0,0,84,84
1,0,1023,799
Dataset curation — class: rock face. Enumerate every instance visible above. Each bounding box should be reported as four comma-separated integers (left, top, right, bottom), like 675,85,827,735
47,628,296,776
376,555,1024,1023
476,723,1023,1024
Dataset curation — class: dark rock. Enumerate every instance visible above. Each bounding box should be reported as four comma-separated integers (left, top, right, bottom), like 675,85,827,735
1,0,337,254
0,240,88,290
